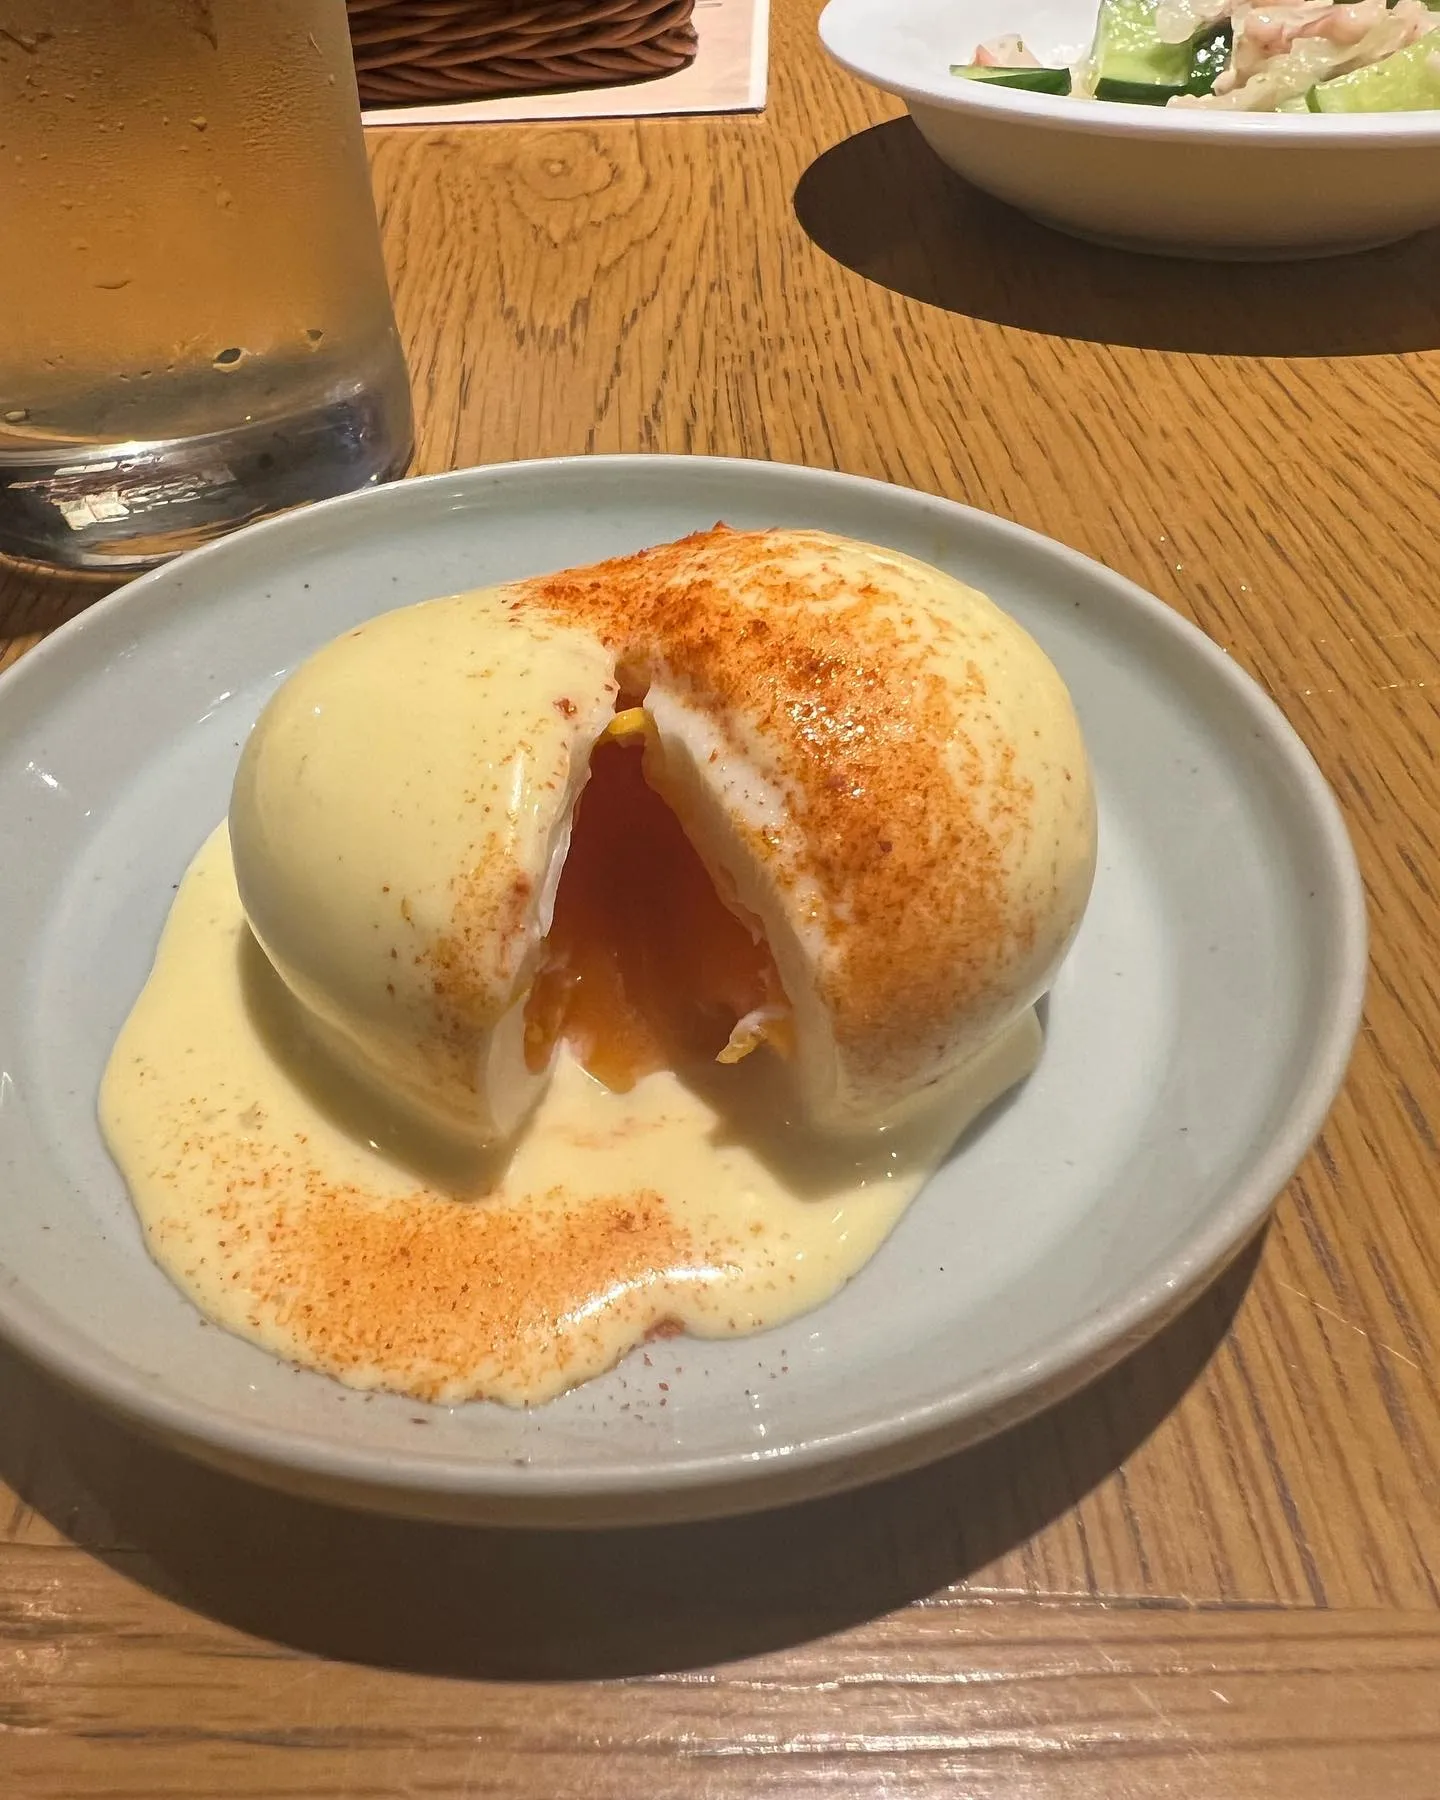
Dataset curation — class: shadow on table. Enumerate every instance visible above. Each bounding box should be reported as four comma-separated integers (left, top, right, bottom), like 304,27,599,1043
0,1234,1261,1680
794,118,1440,357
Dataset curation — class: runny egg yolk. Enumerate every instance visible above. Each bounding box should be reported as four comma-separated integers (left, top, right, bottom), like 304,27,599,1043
523,710,789,1092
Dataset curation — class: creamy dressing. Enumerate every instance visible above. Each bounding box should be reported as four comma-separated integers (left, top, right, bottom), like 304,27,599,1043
100,824,1040,1406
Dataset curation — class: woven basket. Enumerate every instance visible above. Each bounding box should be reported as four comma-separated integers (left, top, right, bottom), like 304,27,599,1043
347,0,699,103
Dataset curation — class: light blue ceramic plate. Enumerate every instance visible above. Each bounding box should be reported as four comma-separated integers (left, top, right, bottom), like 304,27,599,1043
0,457,1366,1525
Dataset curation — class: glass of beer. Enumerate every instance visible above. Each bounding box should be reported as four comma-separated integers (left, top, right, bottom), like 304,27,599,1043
0,1,413,571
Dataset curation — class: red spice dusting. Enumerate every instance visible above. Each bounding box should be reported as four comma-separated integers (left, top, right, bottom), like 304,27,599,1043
241,1163,691,1400
510,526,1038,1087
426,865,536,1039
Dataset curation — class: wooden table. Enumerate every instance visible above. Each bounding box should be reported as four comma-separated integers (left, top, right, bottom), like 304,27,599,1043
4,2,1440,1791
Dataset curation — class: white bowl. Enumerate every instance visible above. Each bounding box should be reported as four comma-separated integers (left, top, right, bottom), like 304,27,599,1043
0,457,1365,1526
819,0,1440,258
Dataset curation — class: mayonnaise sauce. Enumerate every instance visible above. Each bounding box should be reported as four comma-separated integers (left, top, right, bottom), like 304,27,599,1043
101,824,1039,1406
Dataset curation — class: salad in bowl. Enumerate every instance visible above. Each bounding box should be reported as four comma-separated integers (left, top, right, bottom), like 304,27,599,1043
955,0,1440,110
819,0,1440,255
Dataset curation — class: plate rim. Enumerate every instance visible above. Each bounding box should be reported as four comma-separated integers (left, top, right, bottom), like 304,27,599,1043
0,453,1369,1517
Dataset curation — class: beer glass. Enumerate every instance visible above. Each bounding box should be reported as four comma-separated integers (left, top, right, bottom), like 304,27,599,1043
0,1,413,570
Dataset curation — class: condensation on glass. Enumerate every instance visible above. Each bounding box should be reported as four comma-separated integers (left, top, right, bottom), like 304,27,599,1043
0,1,413,571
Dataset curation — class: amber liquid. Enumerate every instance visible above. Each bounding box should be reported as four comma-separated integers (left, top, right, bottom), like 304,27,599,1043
0,0,412,567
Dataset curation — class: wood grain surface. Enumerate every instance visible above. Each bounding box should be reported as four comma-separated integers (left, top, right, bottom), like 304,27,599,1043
3,0,1440,1790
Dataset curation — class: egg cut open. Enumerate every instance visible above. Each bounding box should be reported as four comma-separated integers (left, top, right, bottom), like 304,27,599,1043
229,525,1097,1155
522,706,794,1098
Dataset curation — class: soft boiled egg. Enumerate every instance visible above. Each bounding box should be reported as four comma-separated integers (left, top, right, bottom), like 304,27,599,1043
100,527,1097,1405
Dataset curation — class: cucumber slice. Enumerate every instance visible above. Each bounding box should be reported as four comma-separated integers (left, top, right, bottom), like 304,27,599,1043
1089,0,1230,103
1188,23,1231,91
1093,74,1186,100
951,63,1074,93
1091,0,1197,89
1307,39,1440,110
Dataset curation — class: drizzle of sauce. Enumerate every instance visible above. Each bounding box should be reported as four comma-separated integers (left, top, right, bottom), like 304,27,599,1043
100,825,1039,1405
